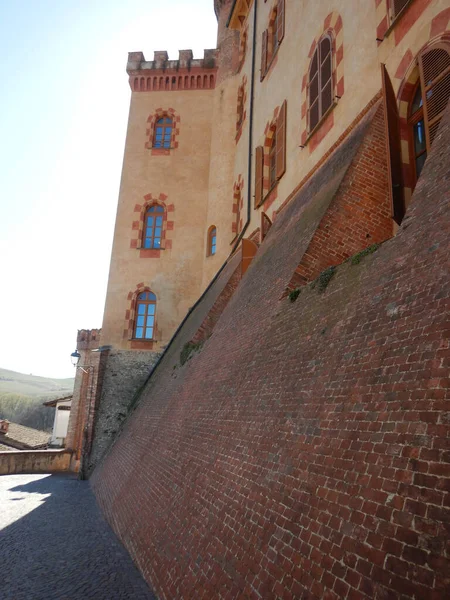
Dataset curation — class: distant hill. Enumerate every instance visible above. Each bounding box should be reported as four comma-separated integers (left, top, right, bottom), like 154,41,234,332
0,368,74,397
0,368,74,432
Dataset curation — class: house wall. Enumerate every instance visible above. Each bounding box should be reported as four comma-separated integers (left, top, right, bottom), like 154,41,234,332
51,400,71,446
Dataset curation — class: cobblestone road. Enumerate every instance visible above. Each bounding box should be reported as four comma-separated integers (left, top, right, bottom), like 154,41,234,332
0,474,156,600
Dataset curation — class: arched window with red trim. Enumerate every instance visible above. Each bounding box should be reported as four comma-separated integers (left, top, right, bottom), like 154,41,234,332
407,42,450,187
143,205,164,249
134,292,156,340
207,226,217,256
308,34,333,132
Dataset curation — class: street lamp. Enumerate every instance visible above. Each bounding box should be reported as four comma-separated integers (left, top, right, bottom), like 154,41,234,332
70,350,81,367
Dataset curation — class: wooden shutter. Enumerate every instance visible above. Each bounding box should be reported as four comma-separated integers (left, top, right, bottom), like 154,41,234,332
260,212,272,242
381,64,404,225
241,238,258,276
261,30,268,80
255,146,264,207
276,100,287,180
277,0,285,45
418,43,450,152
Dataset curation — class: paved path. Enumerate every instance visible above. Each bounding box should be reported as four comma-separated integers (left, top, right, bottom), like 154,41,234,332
0,474,156,600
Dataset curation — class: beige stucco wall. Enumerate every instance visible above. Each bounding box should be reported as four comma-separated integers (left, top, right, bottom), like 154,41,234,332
0,449,71,475
221,0,445,238
101,0,446,352
102,87,215,349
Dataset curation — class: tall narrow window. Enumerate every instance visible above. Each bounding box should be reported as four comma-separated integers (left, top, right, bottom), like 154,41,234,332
418,44,450,150
207,226,217,256
408,82,427,183
309,35,333,132
260,0,285,80
237,87,244,129
134,292,156,340
270,9,279,62
269,131,277,188
143,205,164,249
153,117,172,149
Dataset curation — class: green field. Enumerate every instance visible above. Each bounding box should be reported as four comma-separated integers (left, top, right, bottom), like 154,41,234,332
0,368,74,432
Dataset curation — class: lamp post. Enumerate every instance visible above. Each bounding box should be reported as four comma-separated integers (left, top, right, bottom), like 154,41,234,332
70,350,93,374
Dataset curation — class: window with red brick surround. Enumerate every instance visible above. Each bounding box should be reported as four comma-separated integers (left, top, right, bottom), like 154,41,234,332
255,101,287,207
260,0,285,81
143,205,164,249
145,108,180,152
308,35,333,133
418,43,450,151
153,117,173,149
124,284,159,346
130,194,175,257
300,12,344,149
134,292,156,340
236,76,248,141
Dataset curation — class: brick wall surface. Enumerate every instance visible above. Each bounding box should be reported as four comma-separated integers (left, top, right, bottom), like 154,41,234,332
294,102,393,285
91,104,450,600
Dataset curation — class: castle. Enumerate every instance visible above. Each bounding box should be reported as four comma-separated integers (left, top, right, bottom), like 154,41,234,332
66,1,450,597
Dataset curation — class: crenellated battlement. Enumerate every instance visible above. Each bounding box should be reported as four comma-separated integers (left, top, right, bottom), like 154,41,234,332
127,50,218,93
77,329,101,351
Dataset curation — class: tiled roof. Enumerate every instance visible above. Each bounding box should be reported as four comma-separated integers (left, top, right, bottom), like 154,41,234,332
0,443,13,452
0,422,50,450
43,395,73,407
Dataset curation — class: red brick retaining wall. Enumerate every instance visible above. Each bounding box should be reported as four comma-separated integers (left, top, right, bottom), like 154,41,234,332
91,105,450,599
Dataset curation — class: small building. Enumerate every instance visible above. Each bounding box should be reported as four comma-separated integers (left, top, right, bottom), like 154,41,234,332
0,419,50,451
43,395,72,447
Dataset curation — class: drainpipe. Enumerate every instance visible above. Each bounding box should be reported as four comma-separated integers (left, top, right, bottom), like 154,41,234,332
91,2,260,466
231,0,258,253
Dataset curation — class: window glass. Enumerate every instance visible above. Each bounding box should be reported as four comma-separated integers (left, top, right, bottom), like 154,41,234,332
208,227,217,256
144,206,164,249
154,117,173,149
309,36,334,132
134,292,156,339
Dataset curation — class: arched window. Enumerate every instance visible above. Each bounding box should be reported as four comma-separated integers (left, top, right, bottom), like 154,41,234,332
134,292,156,340
418,43,450,150
308,35,333,132
143,205,164,249
406,43,450,187
153,117,173,149
207,226,217,256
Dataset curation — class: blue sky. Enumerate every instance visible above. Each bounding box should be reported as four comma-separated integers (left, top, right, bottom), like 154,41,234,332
0,1,217,379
